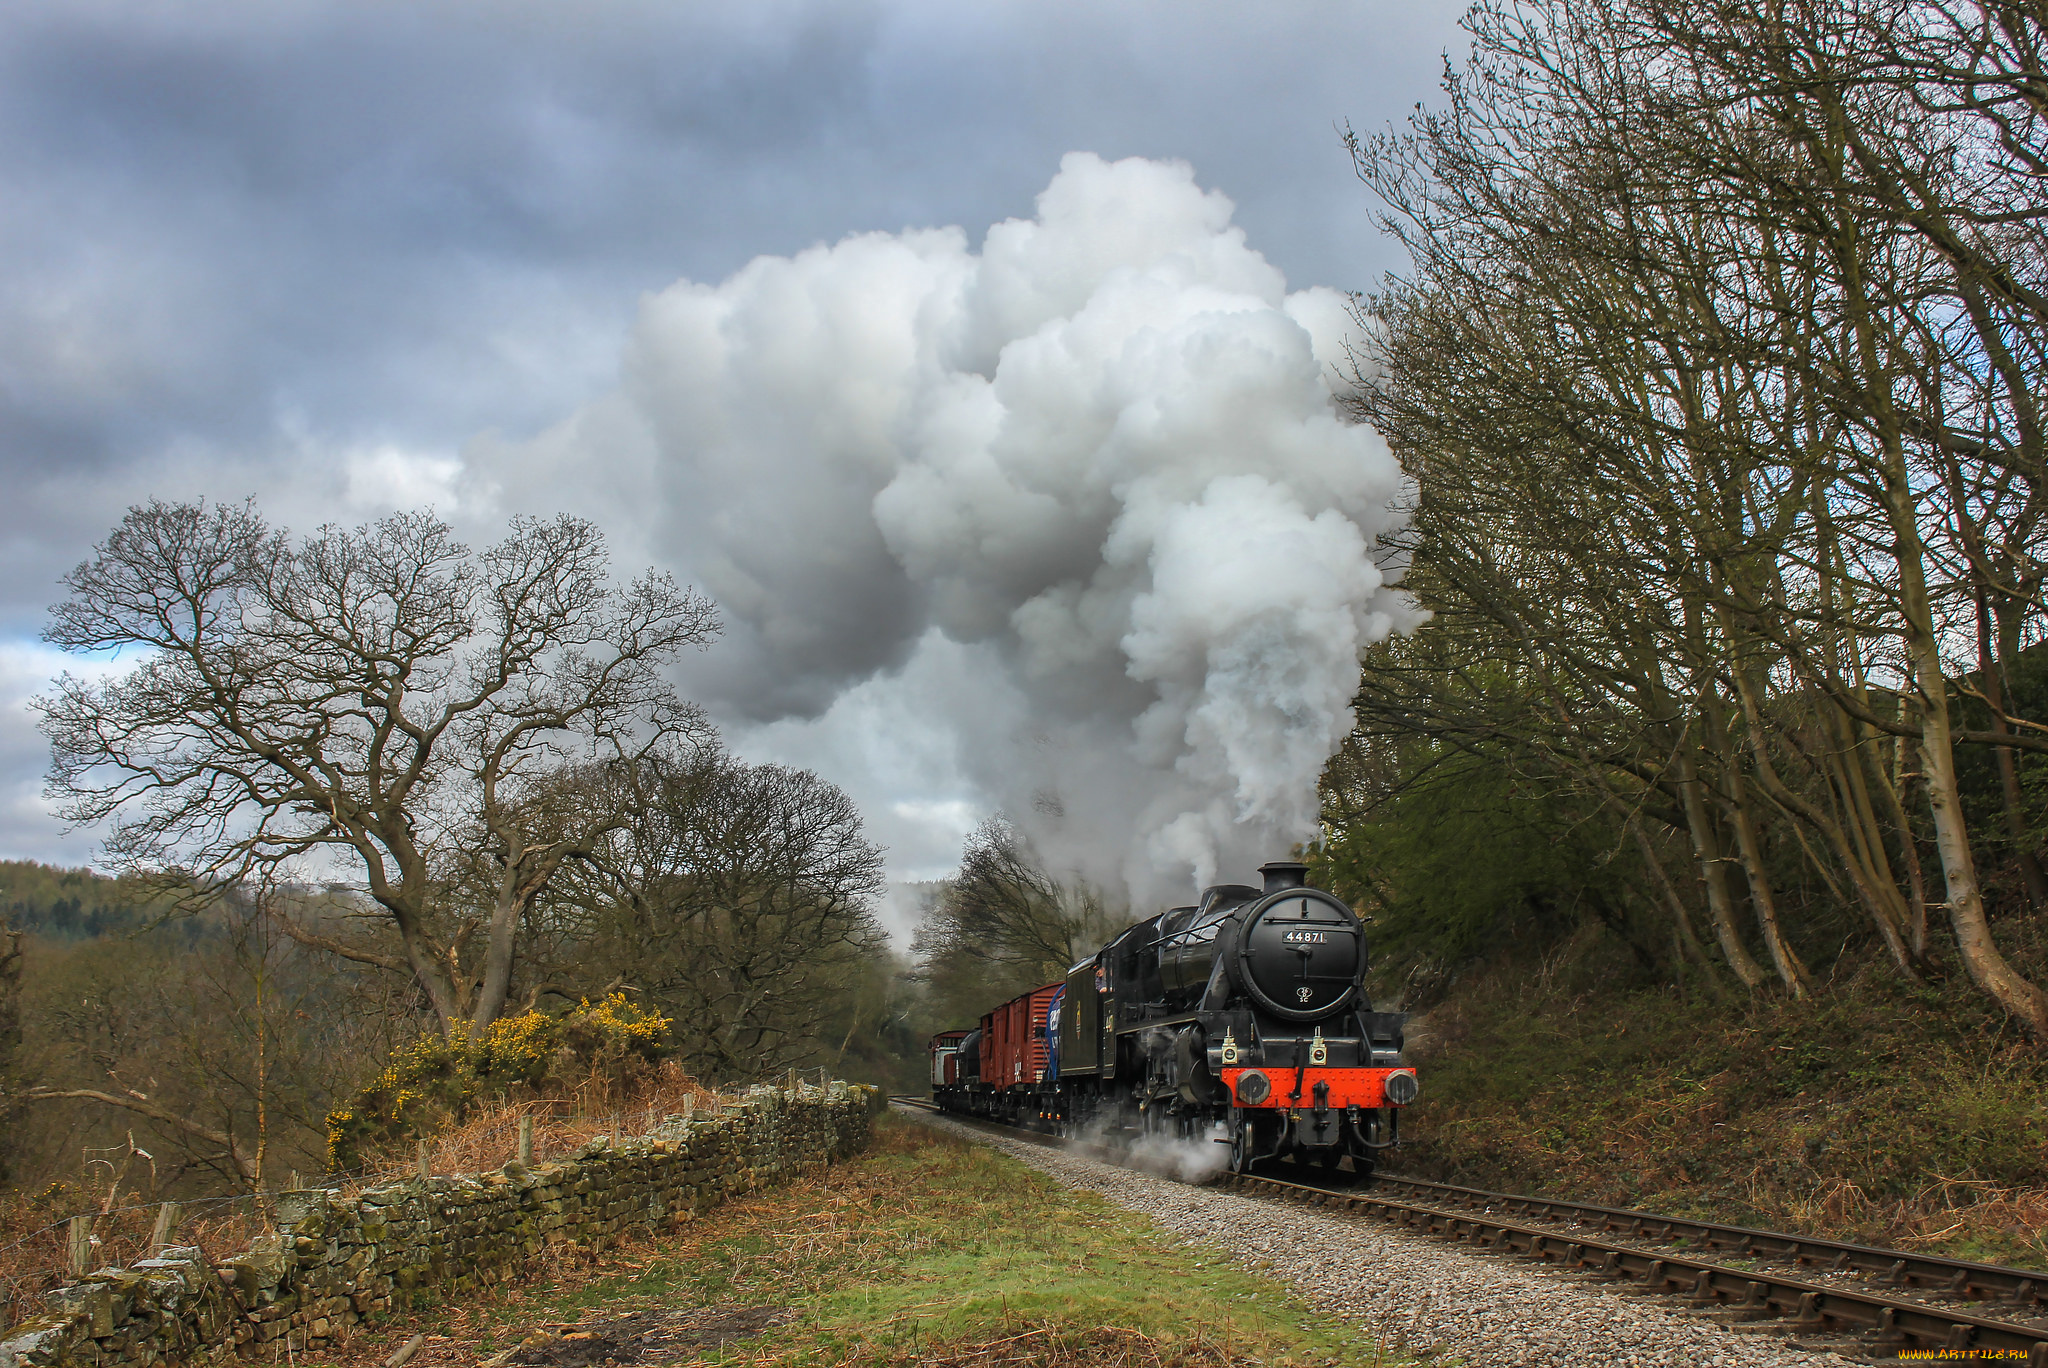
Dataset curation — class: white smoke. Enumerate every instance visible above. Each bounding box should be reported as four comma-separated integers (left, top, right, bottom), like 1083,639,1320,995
501,153,1421,904
1074,1110,1232,1187
1122,1122,1234,1186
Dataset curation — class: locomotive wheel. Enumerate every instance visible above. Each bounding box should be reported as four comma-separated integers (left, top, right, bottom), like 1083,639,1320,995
1227,1111,1252,1174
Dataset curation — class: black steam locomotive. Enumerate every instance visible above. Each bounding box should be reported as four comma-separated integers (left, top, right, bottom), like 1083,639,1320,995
929,860,1416,1176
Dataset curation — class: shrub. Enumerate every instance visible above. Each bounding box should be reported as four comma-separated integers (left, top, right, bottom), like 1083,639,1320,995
326,994,671,1171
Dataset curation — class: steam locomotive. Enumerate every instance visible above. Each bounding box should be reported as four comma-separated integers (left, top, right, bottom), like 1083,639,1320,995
929,860,1416,1176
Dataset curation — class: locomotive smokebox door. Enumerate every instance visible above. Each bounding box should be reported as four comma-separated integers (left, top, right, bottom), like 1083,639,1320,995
1234,886,1362,1022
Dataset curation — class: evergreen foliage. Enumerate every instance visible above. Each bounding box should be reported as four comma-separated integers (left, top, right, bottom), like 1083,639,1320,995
0,862,186,943
1317,751,1637,973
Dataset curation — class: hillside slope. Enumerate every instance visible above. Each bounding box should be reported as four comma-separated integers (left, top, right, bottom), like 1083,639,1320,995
1394,947,2048,1271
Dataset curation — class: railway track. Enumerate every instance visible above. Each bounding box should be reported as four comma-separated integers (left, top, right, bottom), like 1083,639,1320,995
891,1096,2048,1364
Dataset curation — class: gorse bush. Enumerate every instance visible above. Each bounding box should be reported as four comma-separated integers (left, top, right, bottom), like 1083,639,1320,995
326,994,672,1171
565,992,671,1062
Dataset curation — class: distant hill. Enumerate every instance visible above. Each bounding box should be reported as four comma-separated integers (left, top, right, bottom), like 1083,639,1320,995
0,861,170,940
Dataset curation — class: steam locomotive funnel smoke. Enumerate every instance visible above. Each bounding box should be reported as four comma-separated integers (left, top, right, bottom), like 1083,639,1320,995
573,153,1420,902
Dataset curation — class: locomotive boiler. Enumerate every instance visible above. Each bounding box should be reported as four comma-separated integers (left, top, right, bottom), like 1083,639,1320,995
929,859,1416,1176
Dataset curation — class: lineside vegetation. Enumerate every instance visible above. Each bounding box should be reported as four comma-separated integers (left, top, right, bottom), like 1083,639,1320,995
1336,0,2048,1027
1328,0,2048,1255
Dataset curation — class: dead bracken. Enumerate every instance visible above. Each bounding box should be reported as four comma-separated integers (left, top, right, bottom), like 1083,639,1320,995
484,1306,799,1367
734,1322,1285,1367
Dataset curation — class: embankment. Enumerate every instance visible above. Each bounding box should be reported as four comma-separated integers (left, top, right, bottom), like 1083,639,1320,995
1397,959,2048,1268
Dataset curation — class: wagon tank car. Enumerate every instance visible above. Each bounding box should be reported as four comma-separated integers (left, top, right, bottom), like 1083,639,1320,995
929,859,1416,1176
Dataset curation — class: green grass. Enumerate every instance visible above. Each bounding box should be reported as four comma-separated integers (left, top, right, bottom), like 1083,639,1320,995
317,1118,1410,1367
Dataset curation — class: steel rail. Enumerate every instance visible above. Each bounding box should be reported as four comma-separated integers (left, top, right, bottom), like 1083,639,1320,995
1226,1169,2048,1365
1369,1172,2048,1310
893,1099,2048,1363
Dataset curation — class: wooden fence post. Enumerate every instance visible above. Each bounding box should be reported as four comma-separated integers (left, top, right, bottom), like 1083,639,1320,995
67,1215,93,1276
416,1140,431,1183
517,1116,534,1166
149,1201,182,1253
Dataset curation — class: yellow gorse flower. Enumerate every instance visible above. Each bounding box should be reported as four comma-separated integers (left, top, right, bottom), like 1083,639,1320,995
323,996,673,1170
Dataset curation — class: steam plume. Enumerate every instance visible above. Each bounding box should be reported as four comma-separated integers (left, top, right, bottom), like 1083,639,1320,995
514,154,1420,904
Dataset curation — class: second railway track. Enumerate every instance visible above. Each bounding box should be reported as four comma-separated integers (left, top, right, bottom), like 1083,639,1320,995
893,1096,2048,1365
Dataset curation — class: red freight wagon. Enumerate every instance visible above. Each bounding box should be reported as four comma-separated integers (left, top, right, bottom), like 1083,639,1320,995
972,981,1059,1123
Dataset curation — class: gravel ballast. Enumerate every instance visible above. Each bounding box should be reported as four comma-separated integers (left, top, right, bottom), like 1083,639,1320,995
904,1108,1859,1367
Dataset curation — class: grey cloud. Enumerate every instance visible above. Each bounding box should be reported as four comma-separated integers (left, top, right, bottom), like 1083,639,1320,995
0,0,1464,871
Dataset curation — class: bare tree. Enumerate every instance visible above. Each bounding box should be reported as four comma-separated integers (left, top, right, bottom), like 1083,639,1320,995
0,921,22,1183
911,818,1121,1022
8,880,421,1193
1342,0,2048,1035
37,500,720,1030
537,744,888,1082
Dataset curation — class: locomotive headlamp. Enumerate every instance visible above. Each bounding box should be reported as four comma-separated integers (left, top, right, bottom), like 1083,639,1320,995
1235,1069,1272,1105
1385,1070,1419,1105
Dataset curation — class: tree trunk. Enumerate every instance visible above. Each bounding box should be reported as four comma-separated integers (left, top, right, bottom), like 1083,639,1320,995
473,881,523,1032
1675,748,1769,990
1704,698,1810,995
387,907,467,1032
1889,724,1931,959
1628,816,1729,1000
1891,482,2048,1041
1978,590,2048,912
1863,708,1930,961
1723,652,1927,981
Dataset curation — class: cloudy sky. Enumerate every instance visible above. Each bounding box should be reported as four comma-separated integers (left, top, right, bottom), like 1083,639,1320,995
0,0,1464,915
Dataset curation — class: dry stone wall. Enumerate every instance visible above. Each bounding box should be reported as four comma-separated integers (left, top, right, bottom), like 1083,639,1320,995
2,1083,874,1368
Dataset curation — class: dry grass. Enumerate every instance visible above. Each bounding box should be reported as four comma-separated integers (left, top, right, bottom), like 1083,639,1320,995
1401,949,2048,1270
0,1187,267,1331
355,1060,723,1184
735,1321,1282,1367
1772,1172,2048,1252
0,1061,732,1333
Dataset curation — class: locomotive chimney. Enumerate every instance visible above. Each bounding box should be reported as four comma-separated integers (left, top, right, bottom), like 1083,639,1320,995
1258,860,1309,894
